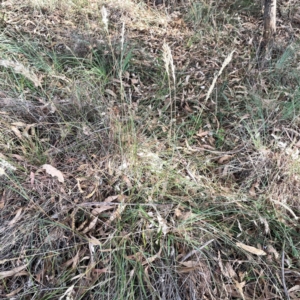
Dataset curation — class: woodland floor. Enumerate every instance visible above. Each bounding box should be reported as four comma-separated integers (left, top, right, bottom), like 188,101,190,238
0,0,300,299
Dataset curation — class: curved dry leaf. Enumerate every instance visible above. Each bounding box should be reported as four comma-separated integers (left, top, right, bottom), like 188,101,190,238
87,235,102,246
11,126,22,139
8,208,23,226
142,248,162,266
82,217,98,234
236,242,266,256
218,154,233,164
105,88,117,98
42,164,64,183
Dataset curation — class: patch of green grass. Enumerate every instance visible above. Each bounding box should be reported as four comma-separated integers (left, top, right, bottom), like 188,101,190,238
227,0,262,16
281,86,300,122
186,0,232,30
186,1,212,29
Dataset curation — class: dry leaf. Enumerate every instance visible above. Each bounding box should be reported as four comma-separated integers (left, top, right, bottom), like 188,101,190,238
104,195,119,202
108,203,126,223
180,260,200,268
203,144,215,150
42,164,64,183
92,205,113,215
0,167,5,176
63,250,81,269
266,244,279,259
142,248,162,266
177,260,210,273
224,284,242,298
249,184,256,197
8,208,23,226
30,172,35,187
0,264,28,279
105,89,117,98
11,154,24,161
157,214,169,236
288,285,300,293
11,122,27,127
11,126,22,139
174,207,182,218
82,125,92,136
236,242,266,256
5,286,24,297
225,262,237,279
233,279,246,300
87,235,102,246
91,268,108,277
122,175,132,188
0,197,4,209
218,154,233,164
197,130,210,137
82,217,98,234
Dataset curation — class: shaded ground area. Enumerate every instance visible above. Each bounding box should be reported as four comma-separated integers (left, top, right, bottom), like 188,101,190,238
0,0,300,299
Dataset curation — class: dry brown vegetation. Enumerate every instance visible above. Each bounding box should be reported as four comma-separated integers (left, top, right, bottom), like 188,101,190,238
0,0,300,299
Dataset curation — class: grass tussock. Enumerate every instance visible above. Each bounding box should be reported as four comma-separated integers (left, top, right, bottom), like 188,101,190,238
0,0,300,299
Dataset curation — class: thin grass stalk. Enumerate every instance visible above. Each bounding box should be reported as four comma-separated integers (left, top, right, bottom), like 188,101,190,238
162,41,176,143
